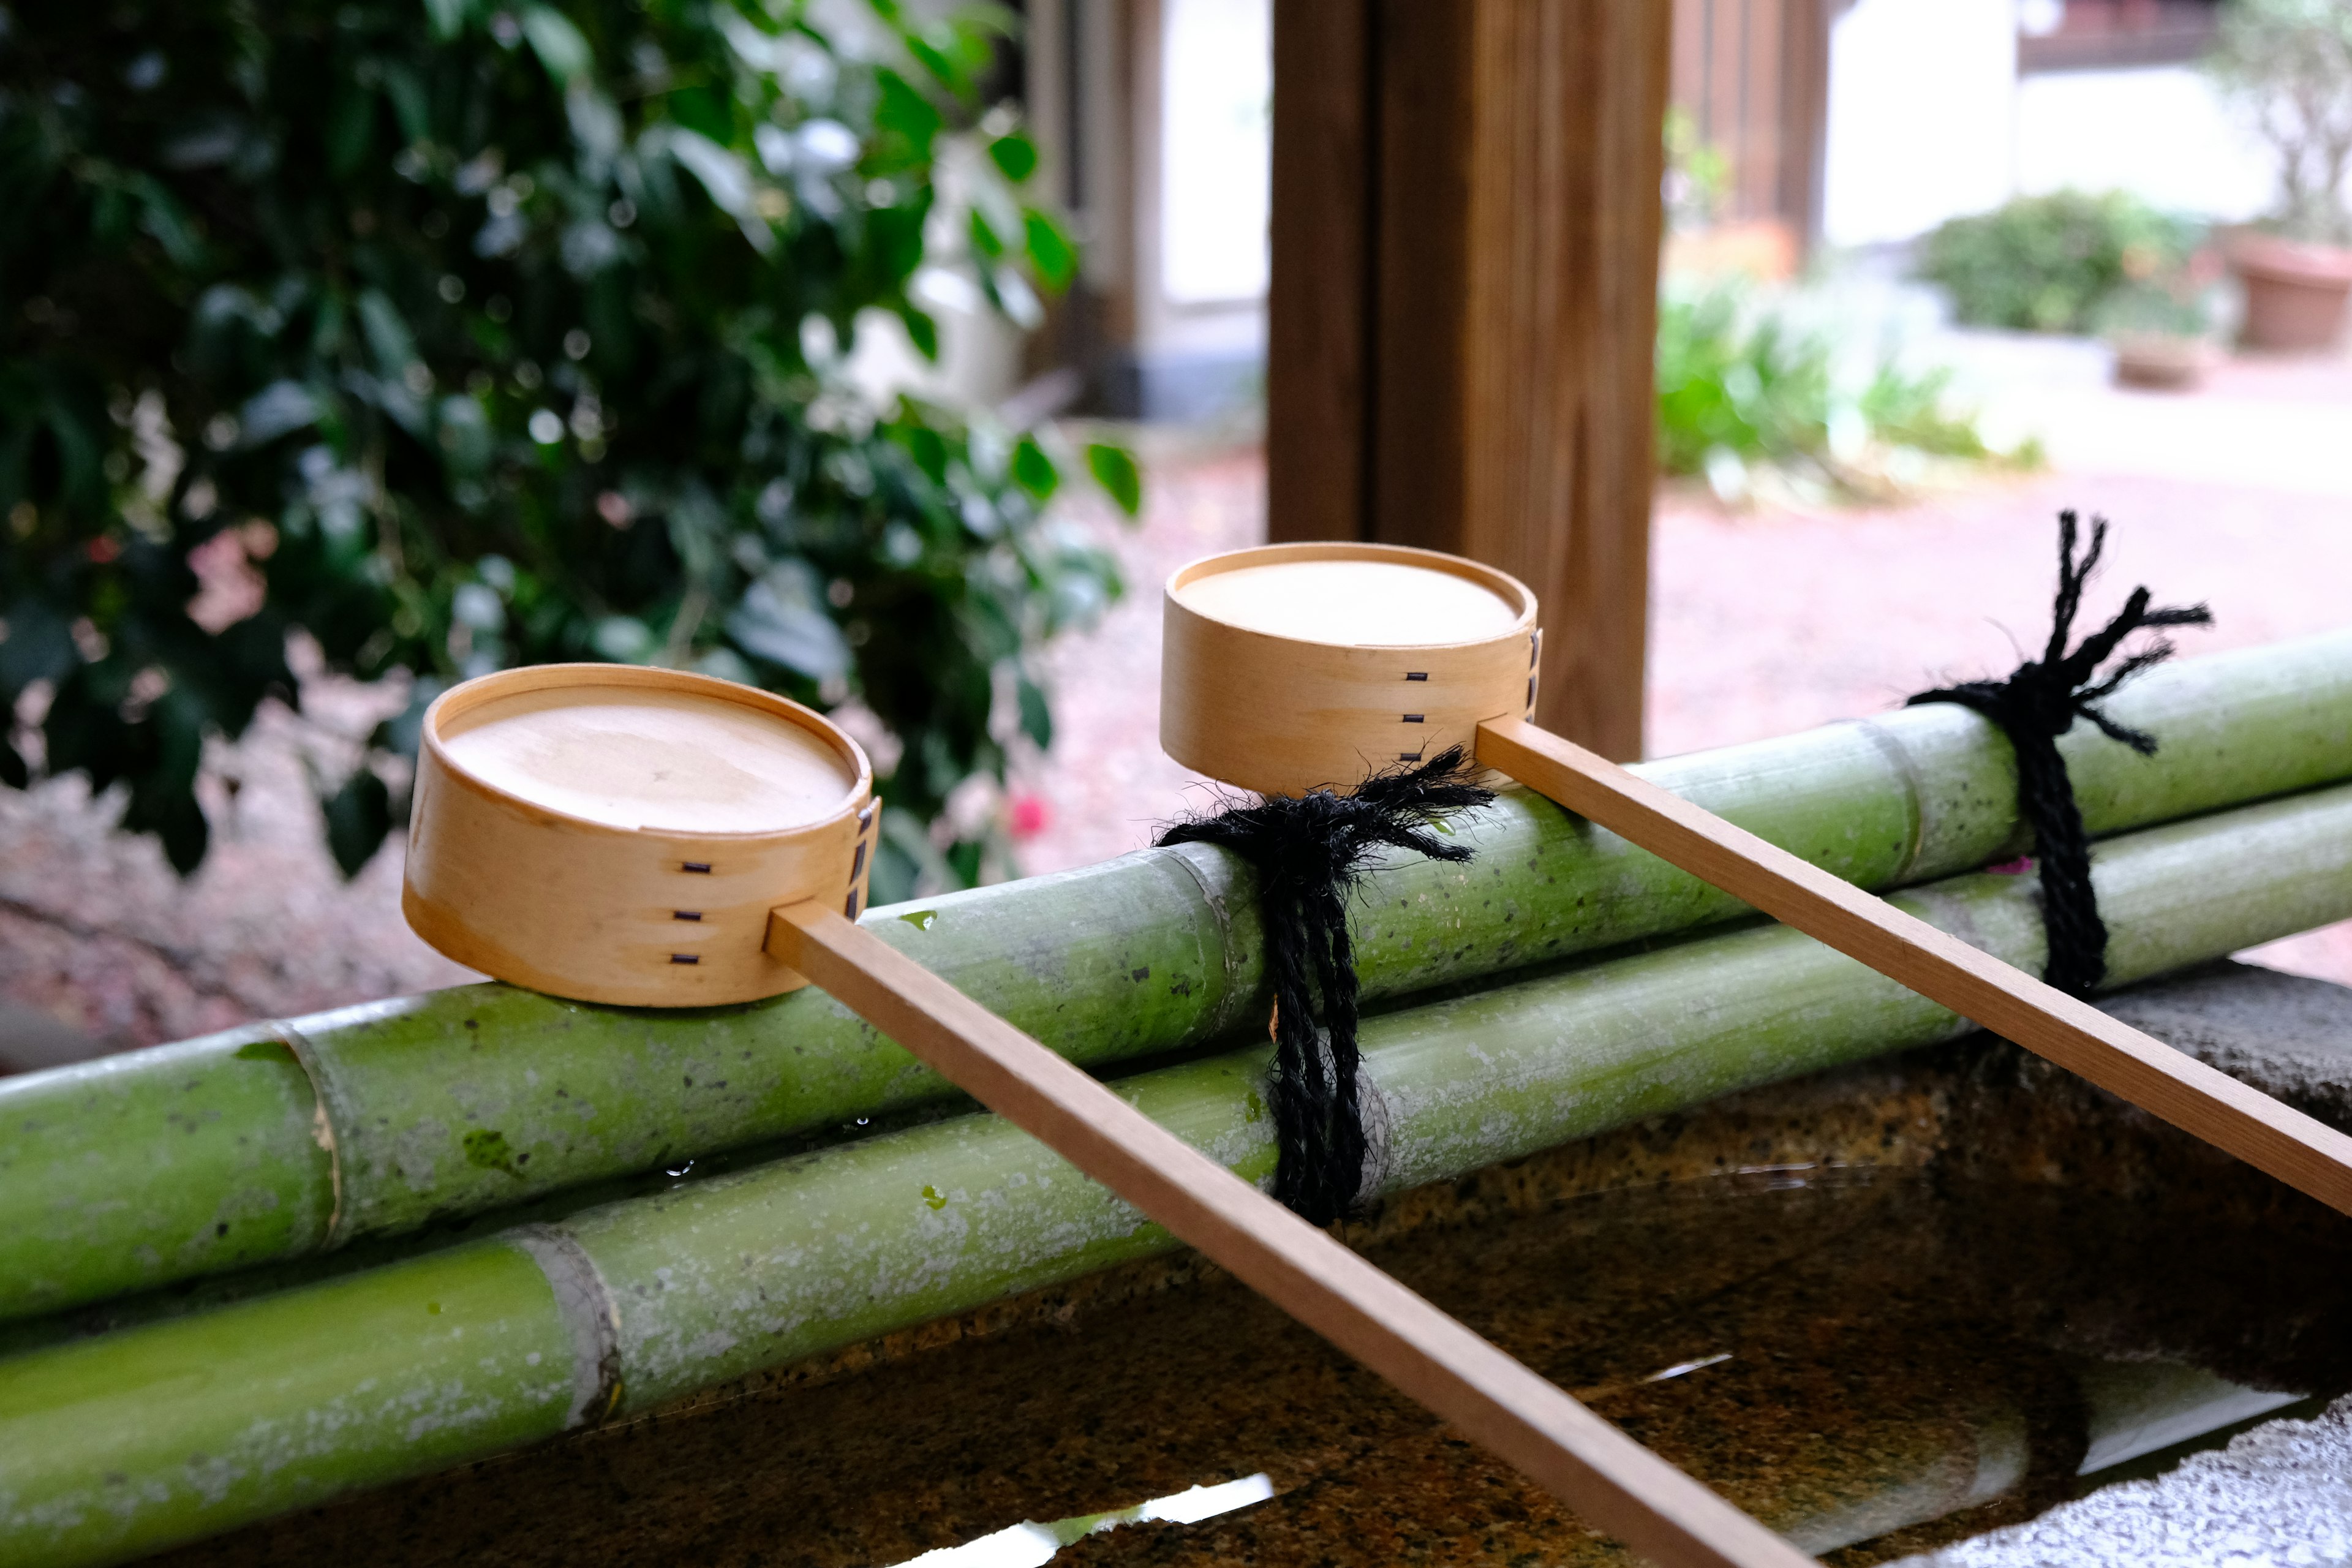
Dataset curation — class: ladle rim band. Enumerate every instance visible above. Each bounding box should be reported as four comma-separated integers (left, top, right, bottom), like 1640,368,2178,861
1163,541,1540,651
419,662,875,843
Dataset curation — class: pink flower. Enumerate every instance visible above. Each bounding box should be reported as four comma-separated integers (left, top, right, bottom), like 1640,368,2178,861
1988,856,2035,875
1009,794,1052,840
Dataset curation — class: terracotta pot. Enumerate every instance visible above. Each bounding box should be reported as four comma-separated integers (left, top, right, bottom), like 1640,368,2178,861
2230,233,2352,352
2109,333,2214,392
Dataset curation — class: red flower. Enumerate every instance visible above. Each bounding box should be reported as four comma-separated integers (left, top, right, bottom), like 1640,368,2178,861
1009,793,1051,839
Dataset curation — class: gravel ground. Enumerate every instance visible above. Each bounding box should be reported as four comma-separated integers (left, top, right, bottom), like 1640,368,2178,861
4,379,2348,1061
0,683,473,1057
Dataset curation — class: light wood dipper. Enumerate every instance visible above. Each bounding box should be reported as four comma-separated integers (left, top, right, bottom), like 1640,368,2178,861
1159,541,2352,1221
405,659,1814,1568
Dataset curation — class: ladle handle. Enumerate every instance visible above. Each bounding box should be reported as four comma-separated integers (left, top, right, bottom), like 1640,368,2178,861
764,899,1814,1568
1477,717,2352,1217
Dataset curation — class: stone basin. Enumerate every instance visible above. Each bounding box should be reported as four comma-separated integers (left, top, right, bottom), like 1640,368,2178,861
138,963,2352,1568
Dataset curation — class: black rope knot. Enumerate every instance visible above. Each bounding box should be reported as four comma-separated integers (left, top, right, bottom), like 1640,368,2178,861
1907,511,2211,997
1157,747,1495,1224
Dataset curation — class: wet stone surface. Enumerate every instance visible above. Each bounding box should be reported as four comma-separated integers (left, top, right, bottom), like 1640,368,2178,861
149,1011,2352,1568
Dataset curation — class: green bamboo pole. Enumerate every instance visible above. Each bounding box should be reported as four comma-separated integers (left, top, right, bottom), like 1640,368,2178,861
4,784,2350,1568
5,633,2350,1325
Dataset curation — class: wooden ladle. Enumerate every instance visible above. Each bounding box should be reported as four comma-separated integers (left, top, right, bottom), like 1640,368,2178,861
404,662,1810,1568
1159,541,2352,1218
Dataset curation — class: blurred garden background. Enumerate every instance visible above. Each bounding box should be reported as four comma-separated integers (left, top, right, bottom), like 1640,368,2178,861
4,0,2351,1066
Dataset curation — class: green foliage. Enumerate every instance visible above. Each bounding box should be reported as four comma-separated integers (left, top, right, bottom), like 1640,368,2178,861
2209,0,2352,244
1657,292,1832,478
1656,287,2025,505
2092,275,2217,340
0,0,1134,900
1082,442,1141,517
1917,190,2203,334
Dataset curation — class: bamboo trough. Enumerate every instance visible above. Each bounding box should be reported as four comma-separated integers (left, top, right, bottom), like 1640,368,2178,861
9,631,2349,1326
4,635,2352,1568
4,784,2352,1565
392,666,1804,1564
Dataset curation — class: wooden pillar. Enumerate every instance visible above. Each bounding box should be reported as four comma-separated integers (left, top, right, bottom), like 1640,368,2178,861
1267,0,1670,761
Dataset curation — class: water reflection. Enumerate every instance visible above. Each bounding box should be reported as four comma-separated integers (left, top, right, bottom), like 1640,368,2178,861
156,1164,2352,1568
888,1477,1277,1568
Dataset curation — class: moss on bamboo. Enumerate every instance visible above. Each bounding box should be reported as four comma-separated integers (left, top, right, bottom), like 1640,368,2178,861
5,784,2351,1568
4,633,2351,1325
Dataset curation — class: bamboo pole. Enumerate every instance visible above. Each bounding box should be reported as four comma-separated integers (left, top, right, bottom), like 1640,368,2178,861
1483,718,2352,1216
4,784,2350,1568
4,633,2350,1324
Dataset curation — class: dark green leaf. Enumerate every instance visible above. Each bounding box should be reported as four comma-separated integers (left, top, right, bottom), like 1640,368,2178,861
0,600,77,692
868,205,927,284
903,35,957,91
1016,673,1051,750
1011,435,1058,500
968,208,1004,259
1022,208,1076,291
1084,442,1142,516
726,563,852,680
900,304,940,363
148,790,211,876
379,62,431,143
872,70,944,168
987,132,1038,183
521,6,594,85
326,85,375,178
900,423,949,484
322,766,394,878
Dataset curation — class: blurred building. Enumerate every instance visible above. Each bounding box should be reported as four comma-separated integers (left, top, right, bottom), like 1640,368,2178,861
1671,1,2268,257
1010,0,2275,421
1023,0,1270,421
1817,0,2272,249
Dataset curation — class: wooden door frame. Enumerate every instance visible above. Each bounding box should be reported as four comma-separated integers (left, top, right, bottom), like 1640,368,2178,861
1265,0,1670,761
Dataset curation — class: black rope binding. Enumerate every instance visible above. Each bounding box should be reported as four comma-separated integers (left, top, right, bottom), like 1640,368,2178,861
1907,512,2211,997
1156,747,1495,1224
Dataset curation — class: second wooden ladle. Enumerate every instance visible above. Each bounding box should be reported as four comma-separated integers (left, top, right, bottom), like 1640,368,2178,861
1159,540,2352,1219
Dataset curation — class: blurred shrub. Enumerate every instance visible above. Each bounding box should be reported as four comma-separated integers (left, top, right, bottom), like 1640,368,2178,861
2092,270,2218,340
1657,287,2030,505
1918,191,2203,334
2209,0,2352,245
1662,107,1730,234
0,0,1138,900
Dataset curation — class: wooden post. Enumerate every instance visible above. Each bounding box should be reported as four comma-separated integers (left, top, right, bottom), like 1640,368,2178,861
1267,0,1670,761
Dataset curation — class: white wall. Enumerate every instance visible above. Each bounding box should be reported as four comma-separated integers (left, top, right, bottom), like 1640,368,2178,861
1823,0,2283,245
1159,0,1272,304
2014,66,2275,221
1822,0,2020,247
